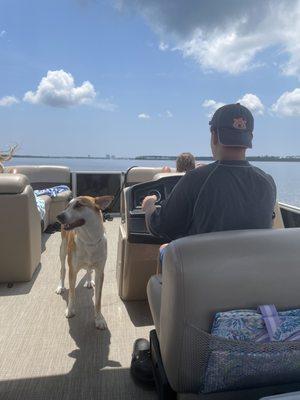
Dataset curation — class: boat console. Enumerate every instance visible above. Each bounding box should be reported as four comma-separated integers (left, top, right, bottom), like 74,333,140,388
125,175,182,244
116,174,183,300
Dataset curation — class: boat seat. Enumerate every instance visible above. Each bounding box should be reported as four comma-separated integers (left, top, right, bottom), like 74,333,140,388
6,165,72,229
152,172,184,181
125,166,176,186
0,174,41,283
147,228,300,399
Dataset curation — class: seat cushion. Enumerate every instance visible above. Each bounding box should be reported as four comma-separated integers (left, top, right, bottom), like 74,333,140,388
8,165,71,190
50,189,72,203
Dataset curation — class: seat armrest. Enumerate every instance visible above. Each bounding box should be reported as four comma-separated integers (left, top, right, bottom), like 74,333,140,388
50,190,72,202
0,174,30,194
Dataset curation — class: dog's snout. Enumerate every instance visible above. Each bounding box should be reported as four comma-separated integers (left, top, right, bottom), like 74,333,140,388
57,212,66,223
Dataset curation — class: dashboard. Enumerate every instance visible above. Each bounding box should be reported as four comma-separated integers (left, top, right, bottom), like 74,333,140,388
125,175,183,243
130,175,182,212
133,184,164,209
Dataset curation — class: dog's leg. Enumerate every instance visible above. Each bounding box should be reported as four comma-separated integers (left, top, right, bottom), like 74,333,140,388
66,265,77,318
56,237,67,294
84,270,95,289
94,268,107,329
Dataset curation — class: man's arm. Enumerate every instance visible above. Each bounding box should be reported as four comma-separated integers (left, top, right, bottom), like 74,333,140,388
142,174,195,241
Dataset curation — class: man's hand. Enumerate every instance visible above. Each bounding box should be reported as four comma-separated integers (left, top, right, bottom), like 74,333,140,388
142,195,158,233
141,195,157,211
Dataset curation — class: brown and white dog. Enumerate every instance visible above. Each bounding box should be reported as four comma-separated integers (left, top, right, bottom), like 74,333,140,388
56,195,113,329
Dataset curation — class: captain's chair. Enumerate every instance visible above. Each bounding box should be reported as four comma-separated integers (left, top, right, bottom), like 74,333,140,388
125,167,176,186
147,228,300,399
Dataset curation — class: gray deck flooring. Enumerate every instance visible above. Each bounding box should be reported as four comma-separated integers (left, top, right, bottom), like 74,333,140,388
0,218,156,400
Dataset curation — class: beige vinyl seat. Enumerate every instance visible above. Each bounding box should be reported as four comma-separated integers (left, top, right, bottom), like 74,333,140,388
6,165,72,231
0,174,41,283
125,166,176,186
152,172,185,181
147,228,300,399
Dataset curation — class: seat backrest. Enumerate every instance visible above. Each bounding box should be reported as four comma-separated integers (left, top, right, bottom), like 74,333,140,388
5,165,71,190
125,167,176,186
0,174,41,282
160,228,300,391
152,172,184,181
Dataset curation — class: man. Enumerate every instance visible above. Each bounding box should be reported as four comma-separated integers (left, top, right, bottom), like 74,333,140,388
176,152,196,172
132,103,276,384
142,103,276,242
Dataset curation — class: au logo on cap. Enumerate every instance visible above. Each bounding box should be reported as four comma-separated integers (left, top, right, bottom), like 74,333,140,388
233,117,247,130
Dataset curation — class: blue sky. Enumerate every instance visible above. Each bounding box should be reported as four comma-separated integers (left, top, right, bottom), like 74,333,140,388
1,0,300,157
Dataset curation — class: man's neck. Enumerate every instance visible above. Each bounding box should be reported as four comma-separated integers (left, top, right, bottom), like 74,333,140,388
218,155,246,161
217,148,246,161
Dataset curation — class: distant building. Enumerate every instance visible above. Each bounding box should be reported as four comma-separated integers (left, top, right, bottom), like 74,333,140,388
105,154,110,159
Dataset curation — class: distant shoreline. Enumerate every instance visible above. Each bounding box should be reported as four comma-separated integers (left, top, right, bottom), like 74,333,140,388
12,155,300,162
13,155,135,160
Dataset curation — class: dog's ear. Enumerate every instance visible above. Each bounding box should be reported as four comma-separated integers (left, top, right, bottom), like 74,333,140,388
94,196,114,211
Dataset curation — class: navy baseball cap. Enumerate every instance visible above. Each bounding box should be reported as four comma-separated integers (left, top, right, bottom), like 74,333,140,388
209,103,254,148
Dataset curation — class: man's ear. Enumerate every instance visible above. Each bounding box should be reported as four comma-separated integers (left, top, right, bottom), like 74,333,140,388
94,195,114,211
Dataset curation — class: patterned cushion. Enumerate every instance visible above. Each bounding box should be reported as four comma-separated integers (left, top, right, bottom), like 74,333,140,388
212,308,300,342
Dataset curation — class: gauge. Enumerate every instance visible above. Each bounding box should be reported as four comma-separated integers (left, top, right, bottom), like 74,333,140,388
147,189,161,203
134,188,163,208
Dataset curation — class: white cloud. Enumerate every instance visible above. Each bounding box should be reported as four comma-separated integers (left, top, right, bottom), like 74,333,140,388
0,96,19,106
23,70,96,108
138,113,150,119
237,93,264,115
0,30,6,38
159,41,169,51
179,30,264,74
271,88,300,116
202,99,225,117
165,110,173,118
203,94,264,116
117,0,300,78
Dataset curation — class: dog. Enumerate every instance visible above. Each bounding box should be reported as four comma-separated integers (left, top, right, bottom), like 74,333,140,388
56,195,113,329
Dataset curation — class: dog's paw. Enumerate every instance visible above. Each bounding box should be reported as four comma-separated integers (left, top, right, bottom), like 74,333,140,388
95,315,107,330
65,308,76,318
55,286,65,294
84,280,95,289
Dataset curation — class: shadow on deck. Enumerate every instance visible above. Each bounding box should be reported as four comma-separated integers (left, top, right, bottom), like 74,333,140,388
0,274,155,400
123,300,153,327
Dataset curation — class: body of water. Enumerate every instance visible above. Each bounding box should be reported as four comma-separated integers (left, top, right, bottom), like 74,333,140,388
5,157,300,208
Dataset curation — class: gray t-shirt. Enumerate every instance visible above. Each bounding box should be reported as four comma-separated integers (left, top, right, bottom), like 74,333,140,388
148,160,277,241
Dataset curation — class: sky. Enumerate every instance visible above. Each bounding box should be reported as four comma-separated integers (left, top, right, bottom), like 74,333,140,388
1,0,300,157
